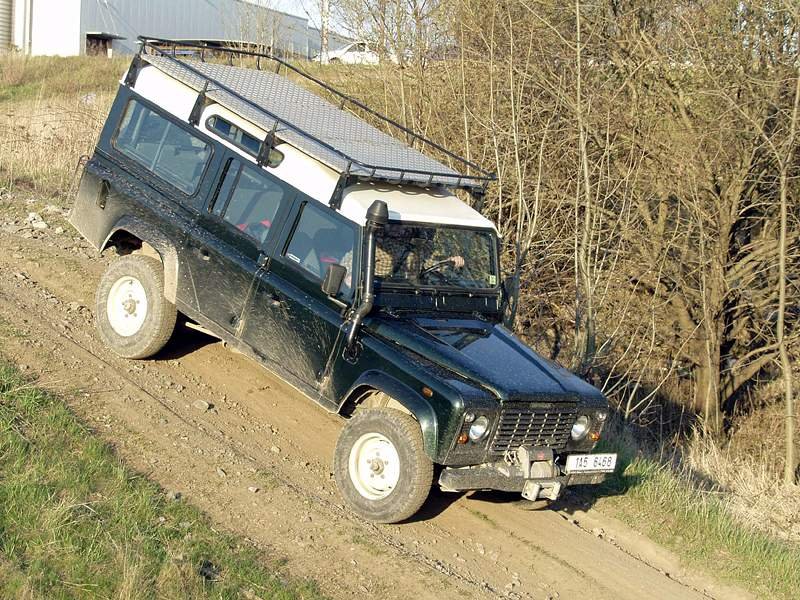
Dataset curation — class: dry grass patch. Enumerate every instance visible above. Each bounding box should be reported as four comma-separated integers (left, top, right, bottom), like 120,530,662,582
593,420,800,599
0,54,127,102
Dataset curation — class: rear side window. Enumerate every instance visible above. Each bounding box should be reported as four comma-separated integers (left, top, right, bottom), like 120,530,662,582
285,201,358,297
211,160,289,244
114,100,211,195
206,115,283,168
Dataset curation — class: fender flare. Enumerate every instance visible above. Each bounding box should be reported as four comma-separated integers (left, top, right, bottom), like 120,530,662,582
101,215,180,303
340,370,439,461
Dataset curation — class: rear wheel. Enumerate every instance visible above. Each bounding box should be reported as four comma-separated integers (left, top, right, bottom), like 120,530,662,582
334,408,432,523
95,255,176,359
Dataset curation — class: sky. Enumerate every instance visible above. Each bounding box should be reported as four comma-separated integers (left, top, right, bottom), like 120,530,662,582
249,0,348,35
259,0,319,24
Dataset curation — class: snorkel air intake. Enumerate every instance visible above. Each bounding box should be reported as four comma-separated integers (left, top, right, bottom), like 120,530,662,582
346,200,388,352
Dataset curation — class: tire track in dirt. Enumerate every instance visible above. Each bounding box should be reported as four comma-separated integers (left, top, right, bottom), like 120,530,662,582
0,277,489,599
0,226,751,600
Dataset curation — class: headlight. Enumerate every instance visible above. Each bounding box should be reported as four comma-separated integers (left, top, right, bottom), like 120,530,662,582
571,415,591,440
468,416,490,441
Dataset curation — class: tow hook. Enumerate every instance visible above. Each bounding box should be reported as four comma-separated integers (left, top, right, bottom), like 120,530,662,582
517,446,562,501
522,479,562,501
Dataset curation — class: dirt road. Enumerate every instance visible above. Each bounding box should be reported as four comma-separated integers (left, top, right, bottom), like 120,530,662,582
0,198,749,600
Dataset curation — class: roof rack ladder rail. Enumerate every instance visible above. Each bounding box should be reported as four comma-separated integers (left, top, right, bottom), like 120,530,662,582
189,81,210,126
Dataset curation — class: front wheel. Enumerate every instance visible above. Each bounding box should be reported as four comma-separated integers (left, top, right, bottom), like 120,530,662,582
95,255,177,359
334,408,433,523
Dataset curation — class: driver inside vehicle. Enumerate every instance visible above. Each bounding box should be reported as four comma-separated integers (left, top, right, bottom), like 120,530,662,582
375,225,464,282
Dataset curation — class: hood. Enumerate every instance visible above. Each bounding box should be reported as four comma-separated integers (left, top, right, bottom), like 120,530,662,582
369,316,606,404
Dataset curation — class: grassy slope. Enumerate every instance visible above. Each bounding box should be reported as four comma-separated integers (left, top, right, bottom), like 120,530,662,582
593,432,800,599
0,362,323,599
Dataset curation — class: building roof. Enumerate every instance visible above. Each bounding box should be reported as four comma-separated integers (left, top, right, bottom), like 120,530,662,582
140,51,492,190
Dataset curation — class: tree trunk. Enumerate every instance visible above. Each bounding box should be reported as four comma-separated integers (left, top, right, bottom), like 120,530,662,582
693,354,722,437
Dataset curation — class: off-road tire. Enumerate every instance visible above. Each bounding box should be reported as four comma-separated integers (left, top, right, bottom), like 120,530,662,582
95,255,176,359
334,408,433,523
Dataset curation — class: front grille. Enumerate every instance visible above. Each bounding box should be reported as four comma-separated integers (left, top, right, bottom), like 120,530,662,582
489,402,577,455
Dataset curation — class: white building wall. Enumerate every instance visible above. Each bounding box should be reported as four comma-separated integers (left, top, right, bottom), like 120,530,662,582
12,0,24,50
80,0,330,58
0,0,12,50
25,0,81,56
11,0,349,57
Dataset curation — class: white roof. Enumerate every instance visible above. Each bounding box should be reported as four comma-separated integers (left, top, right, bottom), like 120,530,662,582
339,182,497,231
128,64,497,233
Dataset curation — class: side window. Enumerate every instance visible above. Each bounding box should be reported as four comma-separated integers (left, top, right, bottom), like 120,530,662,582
284,202,358,297
211,160,288,245
206,115,283,168
114,99,211,195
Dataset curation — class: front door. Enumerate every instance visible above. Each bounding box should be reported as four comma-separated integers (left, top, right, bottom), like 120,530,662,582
183,155,293,334
242,198,359,392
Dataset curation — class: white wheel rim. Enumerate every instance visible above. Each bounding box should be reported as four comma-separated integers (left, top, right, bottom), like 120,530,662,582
348,432,401,500
106,275,148,337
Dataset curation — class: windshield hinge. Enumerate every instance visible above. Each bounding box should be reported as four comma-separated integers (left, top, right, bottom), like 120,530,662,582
328,162,353,210
188,81,209,126
257,121,279,167
124,53,143,88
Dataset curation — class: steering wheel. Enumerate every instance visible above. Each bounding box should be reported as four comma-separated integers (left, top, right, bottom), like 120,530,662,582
419,258,457,278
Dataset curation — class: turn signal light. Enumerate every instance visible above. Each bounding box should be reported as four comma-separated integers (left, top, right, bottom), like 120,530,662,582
421,386,434,398
457,432,469,444
590,432,601,442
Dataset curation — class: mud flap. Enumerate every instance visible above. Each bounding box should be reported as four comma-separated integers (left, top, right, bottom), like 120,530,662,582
69,167,112,249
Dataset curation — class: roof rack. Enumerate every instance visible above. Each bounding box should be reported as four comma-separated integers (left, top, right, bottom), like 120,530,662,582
132,36,495,200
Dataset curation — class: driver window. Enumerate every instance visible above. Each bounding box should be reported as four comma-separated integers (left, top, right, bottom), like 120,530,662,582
284,201,357,297
211,160,288,245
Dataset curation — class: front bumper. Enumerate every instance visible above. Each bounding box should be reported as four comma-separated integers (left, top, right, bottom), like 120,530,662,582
438,452,609,501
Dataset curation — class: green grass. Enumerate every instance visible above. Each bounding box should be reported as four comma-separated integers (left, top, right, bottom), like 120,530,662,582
592,434,800,599
0,361,324,599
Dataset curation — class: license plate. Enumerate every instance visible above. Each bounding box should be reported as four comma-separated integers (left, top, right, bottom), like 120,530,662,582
565,453,617,473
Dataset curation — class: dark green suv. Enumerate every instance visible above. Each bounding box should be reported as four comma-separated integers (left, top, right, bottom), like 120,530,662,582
70,38,616,523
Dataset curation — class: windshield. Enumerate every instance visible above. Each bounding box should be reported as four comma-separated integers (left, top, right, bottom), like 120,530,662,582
374,223,498,290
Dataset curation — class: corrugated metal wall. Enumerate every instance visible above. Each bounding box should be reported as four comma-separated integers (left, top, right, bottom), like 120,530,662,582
79,0,341,58
0,0,12,50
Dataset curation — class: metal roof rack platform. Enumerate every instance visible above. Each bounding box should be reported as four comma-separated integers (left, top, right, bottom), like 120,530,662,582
131,37,495,197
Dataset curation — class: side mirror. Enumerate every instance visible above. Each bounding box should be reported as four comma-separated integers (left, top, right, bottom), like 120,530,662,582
322,263,347,297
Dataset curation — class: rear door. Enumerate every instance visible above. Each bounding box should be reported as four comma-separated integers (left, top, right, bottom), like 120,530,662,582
183,153,293,334
242,198,359,389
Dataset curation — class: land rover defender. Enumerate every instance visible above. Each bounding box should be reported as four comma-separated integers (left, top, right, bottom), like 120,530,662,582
70,38,617,523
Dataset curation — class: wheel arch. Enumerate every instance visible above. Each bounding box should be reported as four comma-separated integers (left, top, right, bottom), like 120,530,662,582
339,371,439,461
100,216,180,303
